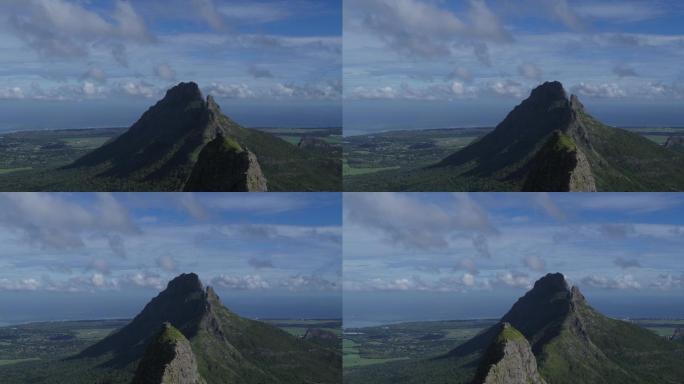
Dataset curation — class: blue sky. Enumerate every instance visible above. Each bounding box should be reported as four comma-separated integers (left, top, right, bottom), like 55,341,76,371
0,0,341,131
344,193,684,327
344,0,684,134
0,193,342,324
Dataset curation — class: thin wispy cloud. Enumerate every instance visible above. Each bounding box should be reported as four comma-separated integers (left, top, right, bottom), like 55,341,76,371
344,193,684,296
0,193,341,297
344,0,684,131
0,0,341,129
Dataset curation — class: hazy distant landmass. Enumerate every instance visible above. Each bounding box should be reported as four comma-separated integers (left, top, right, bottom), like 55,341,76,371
345,82,684,192
0,82,342,192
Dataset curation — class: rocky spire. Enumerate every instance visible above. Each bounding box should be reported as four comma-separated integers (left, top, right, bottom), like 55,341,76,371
474,323,547,384
131,322,206,384
183,135,268,192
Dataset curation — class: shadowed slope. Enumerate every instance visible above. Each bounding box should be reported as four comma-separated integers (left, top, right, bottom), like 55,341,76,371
345,273,684,384
346,81,684,191
76,273,341,384
65,82,340,191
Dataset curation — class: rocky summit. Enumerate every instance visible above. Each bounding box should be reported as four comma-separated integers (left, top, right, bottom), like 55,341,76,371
474,323,546,384
70,82,235,185
131,323,206,384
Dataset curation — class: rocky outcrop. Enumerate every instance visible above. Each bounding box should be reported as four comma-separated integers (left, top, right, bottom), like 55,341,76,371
664,136,684,152
474,323,546,384
132,323,205,384
522,130,597,192
183,134,267,192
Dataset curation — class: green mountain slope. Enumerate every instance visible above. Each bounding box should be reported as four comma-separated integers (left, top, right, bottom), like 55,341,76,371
347,81,684,191
345,273,684,384
6,82,339,191
8,273,340,384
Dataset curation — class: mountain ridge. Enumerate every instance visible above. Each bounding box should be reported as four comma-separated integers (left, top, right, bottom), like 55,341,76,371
63,82,340,191
345,272,684,384
346,81,684,191
75,272,341,384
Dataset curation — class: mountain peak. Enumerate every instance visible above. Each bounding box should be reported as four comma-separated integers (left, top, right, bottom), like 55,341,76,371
529,81,567,102
530,272,569,294
166,273,204,295
498,273,578,349
434,81,579,173
163,82,203,103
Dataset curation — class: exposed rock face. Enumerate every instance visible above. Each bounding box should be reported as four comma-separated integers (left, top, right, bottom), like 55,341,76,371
523,130,597,192
474,323,546,384
183,134,267,191
132,323,205,384
665,136,684,152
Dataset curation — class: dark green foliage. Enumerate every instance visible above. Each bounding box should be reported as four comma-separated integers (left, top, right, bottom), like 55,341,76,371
344,352,479,384
579,115,684,191
230,123,341,191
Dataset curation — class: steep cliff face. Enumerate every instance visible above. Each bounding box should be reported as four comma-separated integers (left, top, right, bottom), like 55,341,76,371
474,323,546,384
183,135,267,192
522,130,596,192
132,323,205,384
665,136,684,152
